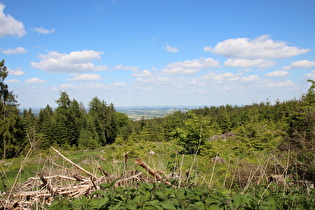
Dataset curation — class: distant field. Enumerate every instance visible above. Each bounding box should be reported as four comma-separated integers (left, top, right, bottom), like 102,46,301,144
116,106,199,120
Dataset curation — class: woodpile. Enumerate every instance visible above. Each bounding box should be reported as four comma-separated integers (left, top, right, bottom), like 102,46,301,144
0,147,179,210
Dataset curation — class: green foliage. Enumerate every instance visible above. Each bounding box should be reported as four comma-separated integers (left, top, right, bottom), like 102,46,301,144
48,182,315,209
0,59,25,159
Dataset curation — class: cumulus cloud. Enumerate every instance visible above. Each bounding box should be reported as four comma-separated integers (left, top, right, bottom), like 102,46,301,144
2,47,26,54
68,74,102,81
163,45,179,53
282,60,315,70
265,71,290,77
25,78,46,84
224,58,275,68
32,26,55,34
31,50,108,73
0,3,26,38
241,75,259,82
131,70,152,77
207,35,310,59
162,57,219,76
8,68,24,76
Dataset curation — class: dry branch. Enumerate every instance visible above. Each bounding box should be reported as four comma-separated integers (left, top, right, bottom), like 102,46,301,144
116,172,142,186
40,174,58,196
135,158,171,185
50,147,96,179
98,166,110,176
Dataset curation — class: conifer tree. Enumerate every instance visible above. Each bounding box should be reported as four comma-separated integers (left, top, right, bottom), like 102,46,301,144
0,60,24,158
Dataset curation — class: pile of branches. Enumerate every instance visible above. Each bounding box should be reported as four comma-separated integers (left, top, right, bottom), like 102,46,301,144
0,147,178,210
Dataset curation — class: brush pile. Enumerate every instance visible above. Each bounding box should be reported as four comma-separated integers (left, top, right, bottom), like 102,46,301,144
0,147,177,210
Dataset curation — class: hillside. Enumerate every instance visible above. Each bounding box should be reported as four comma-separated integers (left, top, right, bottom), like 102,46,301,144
2,66,315,208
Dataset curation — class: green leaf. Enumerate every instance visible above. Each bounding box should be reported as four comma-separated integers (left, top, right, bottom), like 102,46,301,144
125,203,138,209
160,201,177,210
139,182,154,191
133,195,143,206
208,205,222,210
100,177,120,189
108,203,122,210
155,191,167,201
97,196,109,209
194,201,205,209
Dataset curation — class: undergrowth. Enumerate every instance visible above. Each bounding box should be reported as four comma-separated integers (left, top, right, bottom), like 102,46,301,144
48,182,315,210
0,141,314,209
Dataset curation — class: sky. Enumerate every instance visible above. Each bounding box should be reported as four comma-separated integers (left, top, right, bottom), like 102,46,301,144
1,0,315,108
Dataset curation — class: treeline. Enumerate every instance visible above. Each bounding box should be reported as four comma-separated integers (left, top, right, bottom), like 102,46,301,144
1,60,130,158
124,81,315,181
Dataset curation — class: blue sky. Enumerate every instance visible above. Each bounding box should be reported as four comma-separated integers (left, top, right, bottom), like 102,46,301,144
1,0,315,108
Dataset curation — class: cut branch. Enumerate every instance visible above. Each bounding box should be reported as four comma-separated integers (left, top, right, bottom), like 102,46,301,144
135,158,171,185
40,174,58,196
50,147,96,179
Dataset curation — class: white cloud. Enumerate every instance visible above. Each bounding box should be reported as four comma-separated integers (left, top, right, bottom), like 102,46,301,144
68,74,102,81
162,57,219,76
163,45,179,53
282,60,315,70
25,78,46,84
208,35,310,59
203,71,241,83
224,58,275,68
0,3,26,38
112,64,140,71
31,50,107,73
241,75,259,82
8,68,24,76
32,27,55,34
265,80,294,88
2,47,26,54
203,46,211,52
265,71,290,77
6,79,21,84
305,71,315,80
131,70,152,77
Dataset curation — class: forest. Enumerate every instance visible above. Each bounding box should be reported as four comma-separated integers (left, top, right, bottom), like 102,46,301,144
1,59,315,208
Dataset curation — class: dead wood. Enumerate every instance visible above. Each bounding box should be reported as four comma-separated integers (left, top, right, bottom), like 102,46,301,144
135,158,171,185
115,172,142,186
98,166,110,176
2,151,179,209
40,174,58,197
50,147,96,179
